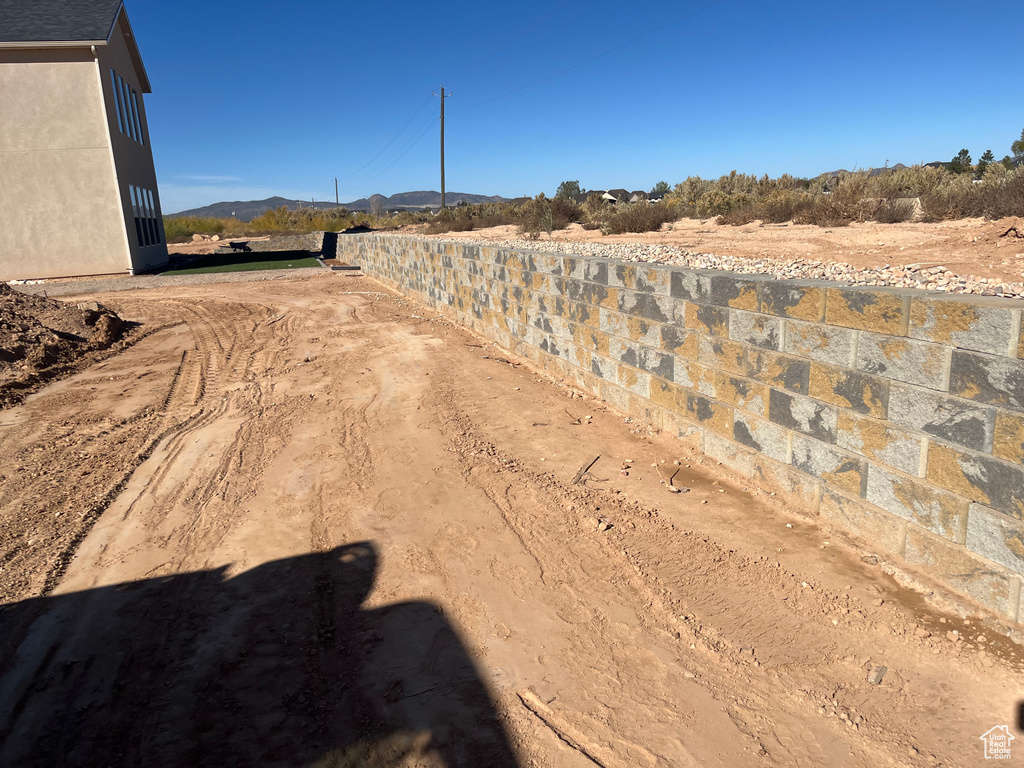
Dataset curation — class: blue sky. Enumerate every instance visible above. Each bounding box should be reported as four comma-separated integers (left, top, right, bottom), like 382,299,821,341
129,0,1024,214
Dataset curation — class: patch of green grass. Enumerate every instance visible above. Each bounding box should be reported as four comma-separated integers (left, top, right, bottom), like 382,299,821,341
159,251,322,275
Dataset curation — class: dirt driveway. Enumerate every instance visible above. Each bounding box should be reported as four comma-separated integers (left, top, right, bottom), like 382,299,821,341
0,273,1022,766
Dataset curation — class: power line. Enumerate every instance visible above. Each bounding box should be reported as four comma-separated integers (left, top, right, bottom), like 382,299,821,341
452,0,726,114
337,93,433,181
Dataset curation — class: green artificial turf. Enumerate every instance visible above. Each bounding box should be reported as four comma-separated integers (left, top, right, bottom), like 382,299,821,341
160,250,322,275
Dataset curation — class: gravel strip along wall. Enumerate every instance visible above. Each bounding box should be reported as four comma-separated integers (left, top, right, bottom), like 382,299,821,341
341,234,1024,622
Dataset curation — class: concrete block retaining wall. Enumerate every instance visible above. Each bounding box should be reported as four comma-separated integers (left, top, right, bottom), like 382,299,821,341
339,234,1024,623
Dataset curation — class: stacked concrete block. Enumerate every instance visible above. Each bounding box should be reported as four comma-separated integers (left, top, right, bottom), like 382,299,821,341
339,235,1024,623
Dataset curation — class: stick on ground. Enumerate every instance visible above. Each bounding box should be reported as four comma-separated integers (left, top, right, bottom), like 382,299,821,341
571,455,601,485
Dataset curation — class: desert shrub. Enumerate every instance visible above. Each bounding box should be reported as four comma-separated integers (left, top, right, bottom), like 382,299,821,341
549,197,582,228
794,196,854,227
920,178,984,221
979,167,1024,219
246,206,356,234
601,203,676,234
162,216,229,242
755,190,812,223
872,198,917,224
716,207,757,226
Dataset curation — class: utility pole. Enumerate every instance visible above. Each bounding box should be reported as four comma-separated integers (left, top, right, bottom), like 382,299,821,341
335,178,339,207
432,85,451,209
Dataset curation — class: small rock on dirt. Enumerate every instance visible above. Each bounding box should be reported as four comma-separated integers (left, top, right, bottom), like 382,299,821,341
867,664,887,685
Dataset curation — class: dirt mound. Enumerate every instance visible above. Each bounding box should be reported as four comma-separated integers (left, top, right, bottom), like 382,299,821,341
0,285,126,406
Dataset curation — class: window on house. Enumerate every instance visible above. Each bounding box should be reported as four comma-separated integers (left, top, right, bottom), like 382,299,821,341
129,185,162,247
110,70,125,134
110,68,145,145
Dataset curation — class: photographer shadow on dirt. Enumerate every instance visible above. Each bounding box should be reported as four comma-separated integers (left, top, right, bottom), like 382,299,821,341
0,542,518,767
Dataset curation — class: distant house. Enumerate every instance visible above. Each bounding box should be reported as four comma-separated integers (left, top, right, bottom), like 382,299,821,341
510,196,532,206
0,0,168,280
605,189,630,203
628,191,648,204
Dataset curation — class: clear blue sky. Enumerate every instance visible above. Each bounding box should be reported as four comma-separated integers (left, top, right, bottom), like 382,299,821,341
128,0,1024,214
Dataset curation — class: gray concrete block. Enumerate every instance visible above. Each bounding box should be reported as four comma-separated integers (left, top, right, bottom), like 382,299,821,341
730,310,782,350
855,332,951,390
865,465,969,543
888,382,994,452
768,389,838,443
733,412,792,463
783,320,856,366
950,351,1024,412
791,433,866,496
966,504,1024,573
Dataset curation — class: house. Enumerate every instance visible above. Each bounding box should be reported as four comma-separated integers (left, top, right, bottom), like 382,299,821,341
628,190,648,204
605,189,630,204
0,0,168,280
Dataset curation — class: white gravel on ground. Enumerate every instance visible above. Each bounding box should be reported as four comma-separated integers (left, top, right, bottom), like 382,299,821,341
429,236,1024,300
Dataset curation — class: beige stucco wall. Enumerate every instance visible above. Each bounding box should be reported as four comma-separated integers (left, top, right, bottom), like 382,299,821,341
0,48,131,280
97,12,167,272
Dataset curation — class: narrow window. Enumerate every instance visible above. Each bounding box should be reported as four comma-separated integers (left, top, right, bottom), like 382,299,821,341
110,70,125,134
121,78,135,141
145,189,157,245
130,187,144,245
150,190,163,243
131,91,144,145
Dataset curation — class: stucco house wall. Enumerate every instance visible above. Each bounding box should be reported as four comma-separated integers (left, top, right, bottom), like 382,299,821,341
0,3,167,281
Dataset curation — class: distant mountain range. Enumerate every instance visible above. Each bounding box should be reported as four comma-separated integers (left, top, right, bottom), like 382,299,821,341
170,191,511,221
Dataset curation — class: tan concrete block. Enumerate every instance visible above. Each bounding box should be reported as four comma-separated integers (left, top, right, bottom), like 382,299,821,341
698,335,746,375
715,373,770,417
686,394,734,437
905,525,1021,618
825,287,909,335
617,363,651,398
571,323,611,356
684,302,729,337
759,282,826,321
836,412,923,476
659,324,699,359
993,409,1024,464
708,275,759,310
865,465,969,543
703,432,756,477
661,408,705,453
820,488,907,556
926,443,1024,520
649,379,689,415
752,454,822,513
792,434,867,496
746,348,810,393
909,296,1022,356
808,362,889,418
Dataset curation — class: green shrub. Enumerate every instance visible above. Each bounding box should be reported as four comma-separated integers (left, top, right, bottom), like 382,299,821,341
162,216,229,242
872,198,917,224
600,203,676,234
794,196,854,227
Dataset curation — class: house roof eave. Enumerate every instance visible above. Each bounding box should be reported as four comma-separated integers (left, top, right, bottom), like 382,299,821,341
112,5,152,93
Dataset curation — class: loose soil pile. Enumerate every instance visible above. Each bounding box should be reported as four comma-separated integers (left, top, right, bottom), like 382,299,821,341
0,285,126,408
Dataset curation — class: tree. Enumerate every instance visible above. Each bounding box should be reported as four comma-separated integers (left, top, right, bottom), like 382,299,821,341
976,149,995,178
650,180,670,195
949,149,972,175
1002,155,1015,170
974,148,991,178
555,180,582,199
1012,128,1024,157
